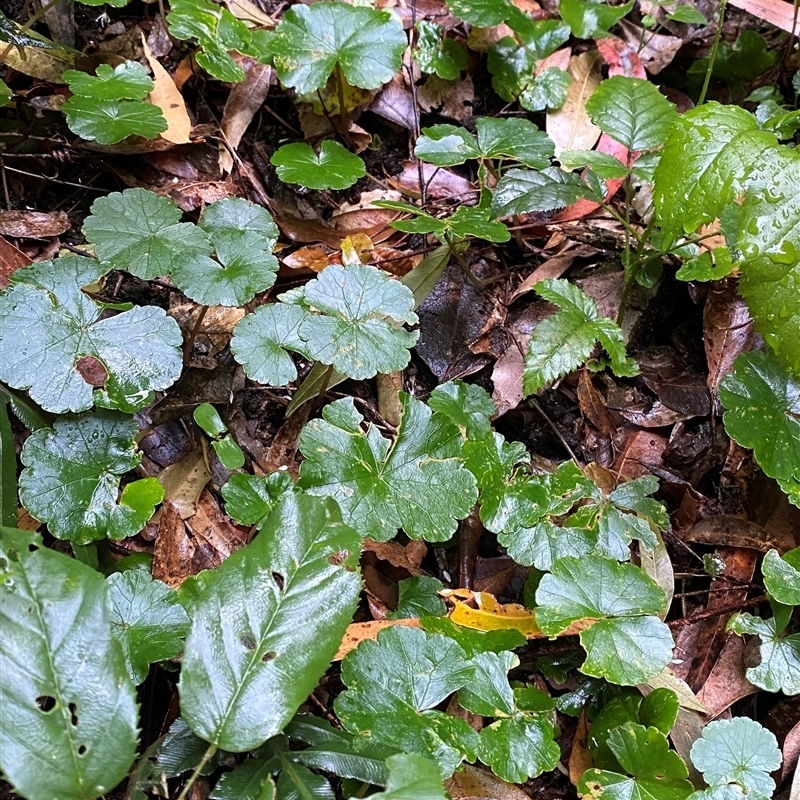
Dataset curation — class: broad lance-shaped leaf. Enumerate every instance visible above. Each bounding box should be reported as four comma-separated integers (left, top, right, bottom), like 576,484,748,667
232,263,418,384
179,494,361,751
369,754,448,800
0,528,138,800
719,350,800,484
689,718,782,795
578,723,693,800
0,256,183,413
84,188,212,281
271,141,366,190
107,570,190,685
299,393,478,542
270,2,406,93
735,145,800,373
559,0,634,38
652,103,775,242
727,609,800,696
762,547,800,606
18,411,164,545
523,279,639,396
335,625,480,777
536,555,673,685
491,166,592,217
585,76,677,152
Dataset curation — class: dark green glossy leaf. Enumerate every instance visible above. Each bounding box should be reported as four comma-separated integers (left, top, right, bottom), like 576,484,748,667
18,411,163,544
369,753,448,800
270,2,406,93
107,570,189,684
586,76,677,151
63,61,152,100
156,718,225,778
194,403,227,438
221,472,296,528
210,758,275,800
179,494,361,751
520,67,572,112
491,167,591,217
62,96,167,145
559,0,634,38
478,714,560,783
271,141,366,190
475,117,555,167
300,394,477,541
414,124,481,167
560,149,629,179
420,617,527,655
676,248,735,281
0,528,138,800
335,625,479,777
414,20,466,80
389,576,446,619
428,380,495,440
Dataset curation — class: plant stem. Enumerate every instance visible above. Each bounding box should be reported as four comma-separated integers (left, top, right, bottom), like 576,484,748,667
183,305,208,366
176,743,218,800
698,0,728,105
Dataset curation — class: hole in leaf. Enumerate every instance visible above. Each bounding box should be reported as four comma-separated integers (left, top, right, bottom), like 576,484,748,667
69,702,78,726
28,543,38,552
272,572,284,590
262,651,276,662
241,635,256,650
36,696,56,712
77,745,87,756
328,550,349,565
76,355,109,387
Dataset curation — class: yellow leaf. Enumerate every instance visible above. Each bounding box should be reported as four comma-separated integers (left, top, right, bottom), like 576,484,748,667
442,589,541,637
142,33,191,144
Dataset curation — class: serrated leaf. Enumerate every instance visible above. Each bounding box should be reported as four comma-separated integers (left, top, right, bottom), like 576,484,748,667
560,149,629,178
0,256,182,413
476,117,555,167
487,37,537,102
179,494,361,751
156,718,225,778
479,714,560,783
270,2,406,93
335,625,480,776
414,124,482,167
520,67,572,112
299,394,477,542
458,650,517,717
389,576,447,619
414,20,466,80
578,723,693,800
719,350,800,483
727,611,800,696
18,411,163,545
0,529,138,800
652,103,773,241
491,167,592,217
586,76,677,151
221,472,296,528
428,380,496,440
210,758,275,800
276,762,334,800
174,197,279,306
523,279,639,396
230,304,309,387
762,547,800,605
84,188,213,281
421,616,527,655
559,0,634,38
688,786,771,800
536,556,672,684
369,753,448,800
107,570,189,684
689,717,782,794
271,141,366,190
62,95,167,145
290,740,390,786
676,248,735,281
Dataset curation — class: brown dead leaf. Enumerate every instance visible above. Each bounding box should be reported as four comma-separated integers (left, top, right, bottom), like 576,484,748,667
416,74,475,122
569,712,593,786
0,236,32,288
618,20,682,74
596,36,647,79
578,370,617,436
780,720,800,785
613,428,668,479
546,50,602,156
334,619,422,660
0,44,74,82
219,61,272,174
281,245,332,273
226,0,276,26
370,73,417,129
0,210,70,238
696,636,758,718
446,764,531,800
155,447,211,519
142,34,191,145
682,516,777,552
389,160,478,202
363,538,425,575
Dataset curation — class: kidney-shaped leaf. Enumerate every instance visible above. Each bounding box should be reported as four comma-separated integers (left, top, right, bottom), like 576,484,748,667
0,528,138,800
270,2,406,93
179,493,361,751
335,625,479,777
18,411,163,545
271,141,366,190
299,394,478,542
107,570,190,684
0,256,183,413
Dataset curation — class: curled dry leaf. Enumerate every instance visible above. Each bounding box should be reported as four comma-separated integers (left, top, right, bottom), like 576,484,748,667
0,210,70,238
142,34,191,145
390,160,479,202
0,236,32,288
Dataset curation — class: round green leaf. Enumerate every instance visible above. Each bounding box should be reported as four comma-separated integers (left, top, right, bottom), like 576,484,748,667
63,61,153,101
271,141,366,190
428,380,496,440
0,529,138,800
0,256,183,413
299,394,477,542
414,20,466,81
107,570,190,684
270,2,406,93
719,350,800,483
414,124,481,167
19,411,163,544
762,547,800,605
62,96,168,145
84,188,213,281
478,714,560,783
690,718,781,795
370,753,448,800
221,472,296,528
193,403,228,438
179,494,361,751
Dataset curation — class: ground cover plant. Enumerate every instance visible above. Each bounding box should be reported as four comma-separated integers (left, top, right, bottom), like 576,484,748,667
0,0,799,797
